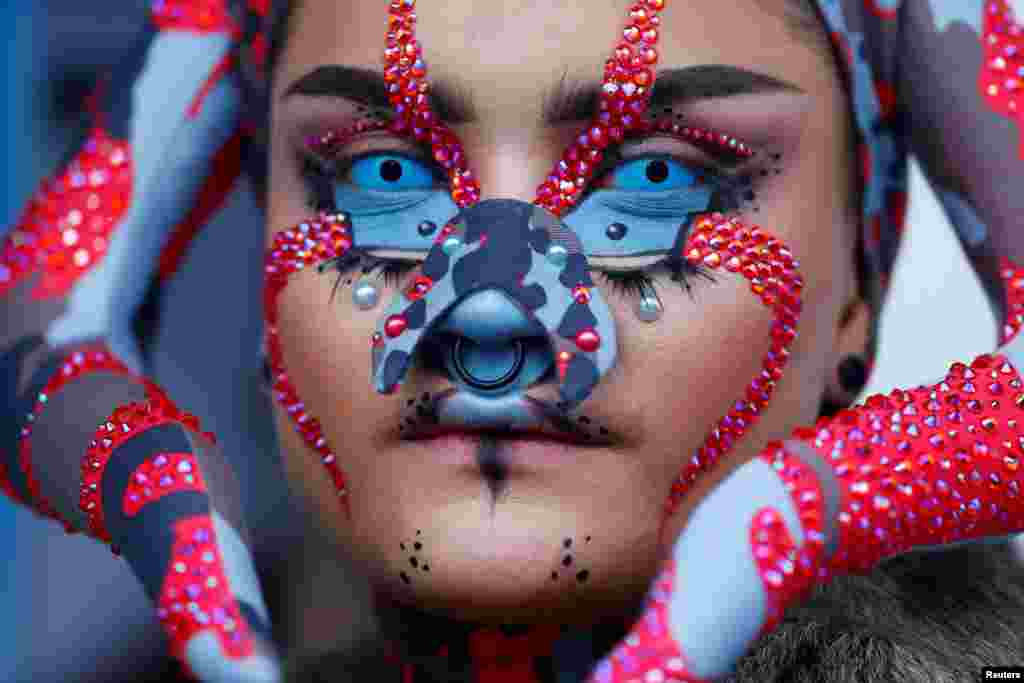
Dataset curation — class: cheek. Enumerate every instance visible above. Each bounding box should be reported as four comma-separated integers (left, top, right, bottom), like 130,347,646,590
275,273,383,442
608,273,775,470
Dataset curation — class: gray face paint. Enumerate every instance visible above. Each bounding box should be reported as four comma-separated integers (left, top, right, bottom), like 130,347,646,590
368,200,618,410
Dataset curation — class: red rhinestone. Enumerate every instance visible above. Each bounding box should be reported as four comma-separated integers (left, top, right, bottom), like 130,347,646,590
575,329,601,352
384,315,408,338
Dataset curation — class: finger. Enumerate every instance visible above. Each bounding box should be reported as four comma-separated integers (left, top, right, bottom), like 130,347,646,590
590,339,1024,682
82,390,281,681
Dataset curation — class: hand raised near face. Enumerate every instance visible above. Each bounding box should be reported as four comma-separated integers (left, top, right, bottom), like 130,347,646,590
586,264,1024,682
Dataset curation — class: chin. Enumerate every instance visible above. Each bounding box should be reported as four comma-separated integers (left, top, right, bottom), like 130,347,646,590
354,490,662,625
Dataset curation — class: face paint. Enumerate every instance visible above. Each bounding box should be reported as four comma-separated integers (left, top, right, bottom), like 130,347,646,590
263,213,352,509
368,201,618,409
263,0,805,528
662,213,804,523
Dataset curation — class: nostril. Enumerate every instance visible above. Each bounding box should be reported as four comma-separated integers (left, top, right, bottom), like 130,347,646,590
452,337,525,390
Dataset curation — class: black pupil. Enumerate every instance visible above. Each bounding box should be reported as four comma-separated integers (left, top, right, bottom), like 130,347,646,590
646,160,669,183
380,159,403,182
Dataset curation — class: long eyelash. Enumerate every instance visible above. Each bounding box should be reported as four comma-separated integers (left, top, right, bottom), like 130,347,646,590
595,259,717,302
316,250,419,304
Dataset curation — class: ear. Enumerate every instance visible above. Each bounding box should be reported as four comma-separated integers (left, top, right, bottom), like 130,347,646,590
820,294,873,416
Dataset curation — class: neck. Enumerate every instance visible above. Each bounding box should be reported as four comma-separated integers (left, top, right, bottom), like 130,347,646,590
374,597,631,683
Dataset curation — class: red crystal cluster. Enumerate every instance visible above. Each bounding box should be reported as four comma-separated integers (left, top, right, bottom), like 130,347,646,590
980,0,1023,159
262,213,352,509
534,0,667,216
383,0,481,208
1001,257,1024,344
0,129,131,300
150,0,238,35
665,213,805,515
79,382,213,545
587,560,698,683
17,345,134,531
123,452,207,517
750,444,828,637
793,352,1024,575
156,515,255,666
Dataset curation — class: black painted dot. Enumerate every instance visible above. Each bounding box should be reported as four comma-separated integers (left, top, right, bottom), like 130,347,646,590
345,279,352,285
400,543,406,550
416,529,422,535
551,571,559,581
576,570,590,583
599,427,609,435
563,555,573,567
771,153,782,161
423,564,430,572
760,169,769,177
417,221,437,237
645,160,669,183
582,433,592,441
410,557,419,568
400,571,411,584
380,159,403,182
414,542,422,551
605,222,628,241
585,536,592,543
563,538,572,549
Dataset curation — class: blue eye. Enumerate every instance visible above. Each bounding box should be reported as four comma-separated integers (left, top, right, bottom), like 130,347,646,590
610,156,700,191
349,153,437,191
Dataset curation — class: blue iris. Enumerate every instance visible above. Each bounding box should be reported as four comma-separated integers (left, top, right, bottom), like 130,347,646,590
350,153,436,191
610,156,699,191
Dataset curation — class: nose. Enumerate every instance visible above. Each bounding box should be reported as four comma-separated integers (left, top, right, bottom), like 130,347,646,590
369,198,618,409
430,288,553,395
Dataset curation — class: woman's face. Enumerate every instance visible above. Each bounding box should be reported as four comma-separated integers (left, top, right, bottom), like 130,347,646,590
265,0,861,623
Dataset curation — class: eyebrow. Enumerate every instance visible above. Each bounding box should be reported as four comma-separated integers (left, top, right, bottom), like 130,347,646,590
282,64,803,125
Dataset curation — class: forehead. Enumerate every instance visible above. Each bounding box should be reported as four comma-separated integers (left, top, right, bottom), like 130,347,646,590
274,0,835,103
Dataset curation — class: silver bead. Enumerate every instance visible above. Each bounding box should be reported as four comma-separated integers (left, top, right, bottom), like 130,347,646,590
352,278,380,310
546,244,568,266
636,281,663,323
441,236,463,255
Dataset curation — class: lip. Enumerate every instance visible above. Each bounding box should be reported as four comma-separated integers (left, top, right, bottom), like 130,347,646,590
399,389,615,447
403,424,601,447
403,430,595,468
